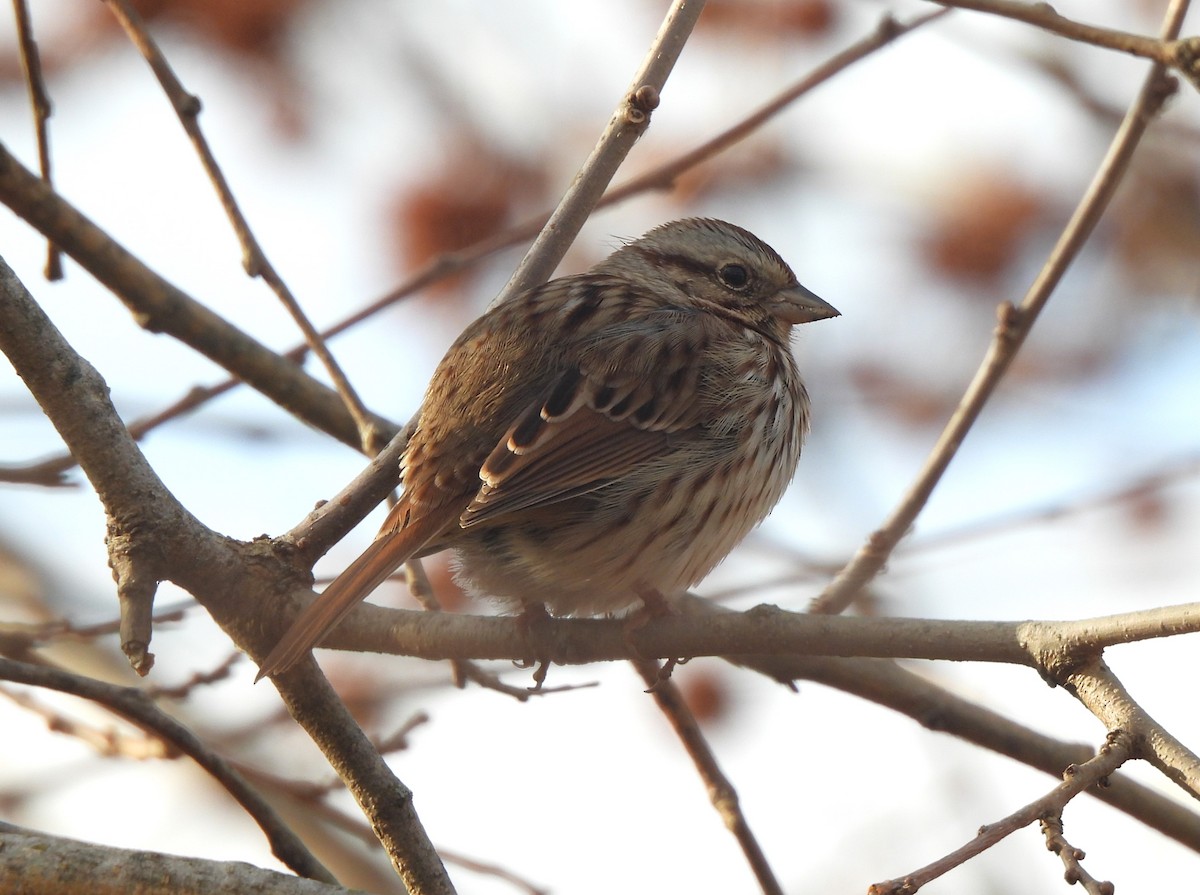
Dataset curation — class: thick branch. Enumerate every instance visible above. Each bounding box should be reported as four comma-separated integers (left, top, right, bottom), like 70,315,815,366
293,596,1200,668
0,257,452,893
0,823,367,895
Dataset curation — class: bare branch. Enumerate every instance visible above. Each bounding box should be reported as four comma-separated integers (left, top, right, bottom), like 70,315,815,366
607,9,951,202
772,655,1200,852
0,823,366,895
1041,814,1114,895
494,0,706,303
0,255,454,893
633,658,784,895
812,3,1187,614
265,662,455,894
0,657,334,883
292,593,1200,668
10,0,60,279
1065,658,1200,802
931,0,1200,90
103,0,381,453
0,146,398,451
870,731,1134,893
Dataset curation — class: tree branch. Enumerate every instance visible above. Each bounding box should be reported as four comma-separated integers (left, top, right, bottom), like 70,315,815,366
0,657,334,883
0,823,368,895
812,3,1185,614
291,596,1200,669
931,0,1200,90
632,659,783,895
103,0,381,453
0,145,398,451
870,730,1135,893
493,0,706,303
1065,658,1200,802
0,256,454,893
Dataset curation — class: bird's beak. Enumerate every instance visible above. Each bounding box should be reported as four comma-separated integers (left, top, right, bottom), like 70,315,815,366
775,284,840,325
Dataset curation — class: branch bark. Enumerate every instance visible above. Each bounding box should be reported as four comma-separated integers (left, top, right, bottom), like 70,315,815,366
0,256,453,893
0,823,368,895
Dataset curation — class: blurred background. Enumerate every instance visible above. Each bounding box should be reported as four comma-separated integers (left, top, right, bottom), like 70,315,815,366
0,1,1198,892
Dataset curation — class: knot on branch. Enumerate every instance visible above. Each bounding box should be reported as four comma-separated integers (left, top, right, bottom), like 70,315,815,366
106,520,163,676
1168,36,1200,93
625,84,660,125
1015,621,1098,688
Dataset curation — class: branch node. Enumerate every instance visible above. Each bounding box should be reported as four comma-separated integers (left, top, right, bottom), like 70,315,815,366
179,92,201,117
1166,36,1200,93
242,248,264,278
106,521,162,676
626,84,660,124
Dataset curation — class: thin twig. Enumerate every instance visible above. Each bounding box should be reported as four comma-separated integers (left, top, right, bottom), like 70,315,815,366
631,658,783,895
1041,814,1114,895
0,656,335,883
931,0,1200,90
605,9,951,203
102,0,382,454
869,731,1134,894
811,2,1186,614
493,0,707,304
10,0,60,279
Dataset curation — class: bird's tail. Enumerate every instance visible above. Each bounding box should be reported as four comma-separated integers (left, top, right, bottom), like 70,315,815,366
255,513,444,681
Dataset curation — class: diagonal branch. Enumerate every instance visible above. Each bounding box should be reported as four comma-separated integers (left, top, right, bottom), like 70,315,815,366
869,730,1135,893
0,144,399,451
931,0,1200,90
103,0,381,454
811,1,1187,614
494,0,707,303
632,659,783,895
1065,658,1200,802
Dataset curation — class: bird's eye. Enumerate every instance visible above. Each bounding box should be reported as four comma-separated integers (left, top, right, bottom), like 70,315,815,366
717,263,750,290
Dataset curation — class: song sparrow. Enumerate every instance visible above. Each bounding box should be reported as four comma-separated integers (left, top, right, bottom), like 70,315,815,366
258,218,838,678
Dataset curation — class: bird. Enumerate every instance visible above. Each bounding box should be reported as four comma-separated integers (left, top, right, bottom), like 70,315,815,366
257,218,838,679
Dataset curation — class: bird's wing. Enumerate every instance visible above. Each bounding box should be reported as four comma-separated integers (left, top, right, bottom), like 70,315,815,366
460,312,715,526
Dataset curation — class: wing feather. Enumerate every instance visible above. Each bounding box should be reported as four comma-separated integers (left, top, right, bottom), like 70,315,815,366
459,307,729,527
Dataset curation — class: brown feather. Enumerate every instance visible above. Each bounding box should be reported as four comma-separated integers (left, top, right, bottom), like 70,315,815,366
462,405,675,526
